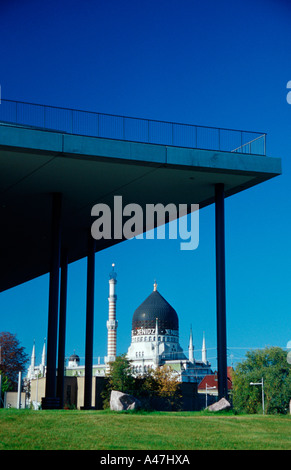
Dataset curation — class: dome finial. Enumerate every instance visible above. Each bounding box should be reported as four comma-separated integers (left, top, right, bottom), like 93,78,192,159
153,280,157,291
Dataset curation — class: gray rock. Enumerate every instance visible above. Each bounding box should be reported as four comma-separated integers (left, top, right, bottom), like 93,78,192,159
208,397,231,412
110,390,141,411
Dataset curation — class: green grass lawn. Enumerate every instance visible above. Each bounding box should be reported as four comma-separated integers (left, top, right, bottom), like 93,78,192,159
0,409,290,450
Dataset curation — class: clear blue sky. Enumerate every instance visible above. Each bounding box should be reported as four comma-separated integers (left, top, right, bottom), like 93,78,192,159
0,0,290,370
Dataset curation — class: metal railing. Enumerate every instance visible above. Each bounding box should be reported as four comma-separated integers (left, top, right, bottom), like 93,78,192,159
0,98,266,155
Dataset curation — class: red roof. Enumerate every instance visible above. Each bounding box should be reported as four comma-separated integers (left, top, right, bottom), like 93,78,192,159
198,368,233,390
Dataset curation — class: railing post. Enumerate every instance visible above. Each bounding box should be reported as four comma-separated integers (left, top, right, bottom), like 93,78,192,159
148,120,150,143
172,122,174,146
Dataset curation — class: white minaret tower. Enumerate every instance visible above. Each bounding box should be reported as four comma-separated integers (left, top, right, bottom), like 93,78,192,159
41,339,46,368
202,332,207,364
40,338,46,376
188,325,194,363
31,341,36,370
154,317,159,366
106,263,118,366
30,341,36,378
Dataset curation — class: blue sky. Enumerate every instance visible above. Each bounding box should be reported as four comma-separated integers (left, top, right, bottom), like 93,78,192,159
0,0,291,370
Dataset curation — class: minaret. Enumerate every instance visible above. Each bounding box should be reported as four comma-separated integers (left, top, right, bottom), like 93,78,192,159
40,338,46,376
188,325,194,363
202,332,207,364
31,341,36,377
153,281,159,366
106,263,118,365
41,339,46,367
154,317,159,366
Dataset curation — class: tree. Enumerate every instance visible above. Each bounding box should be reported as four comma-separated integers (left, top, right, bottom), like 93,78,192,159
232,346,291,414
0,332,29,390
146,365,180,398
0,372,13,406
107,354,135,392
102,357,182,410
102,354,135,408
140,365,181,410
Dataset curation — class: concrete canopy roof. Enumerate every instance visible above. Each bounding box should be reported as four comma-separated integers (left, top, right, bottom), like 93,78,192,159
0,123,281,292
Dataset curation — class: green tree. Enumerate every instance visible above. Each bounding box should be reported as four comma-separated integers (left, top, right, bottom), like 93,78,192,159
143,365,180,398
102,354,135,408
139,365,181,410
0,371,13,406
232,346,291,414
0,332,29,390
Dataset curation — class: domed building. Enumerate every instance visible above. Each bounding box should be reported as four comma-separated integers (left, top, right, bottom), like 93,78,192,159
68,353,80,368
27,267,213,409
127,282,212,382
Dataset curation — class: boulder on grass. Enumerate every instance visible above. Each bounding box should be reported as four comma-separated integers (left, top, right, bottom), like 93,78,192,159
110,390,141,411
208,397,231,412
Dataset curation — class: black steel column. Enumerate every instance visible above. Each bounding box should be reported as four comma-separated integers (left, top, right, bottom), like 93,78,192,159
56,251,68,409
43,193,62,409
83,235,95,409
215,183,228,400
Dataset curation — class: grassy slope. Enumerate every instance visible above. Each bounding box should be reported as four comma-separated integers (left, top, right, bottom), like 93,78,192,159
0,409,290,450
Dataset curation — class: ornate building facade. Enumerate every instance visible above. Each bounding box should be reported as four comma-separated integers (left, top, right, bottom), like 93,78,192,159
27,266,213,386
127,282,212,382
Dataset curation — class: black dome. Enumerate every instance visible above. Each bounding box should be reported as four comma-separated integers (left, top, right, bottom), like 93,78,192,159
132,289,179,333
69,353,80,362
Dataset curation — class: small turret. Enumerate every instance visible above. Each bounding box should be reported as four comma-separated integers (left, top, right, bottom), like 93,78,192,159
31,340,36,372
202,332,207,364
188,325,194,363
